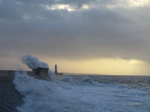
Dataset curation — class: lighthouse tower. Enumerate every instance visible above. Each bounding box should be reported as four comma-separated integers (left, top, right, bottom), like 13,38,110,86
54,64,57,73
54,64,63,76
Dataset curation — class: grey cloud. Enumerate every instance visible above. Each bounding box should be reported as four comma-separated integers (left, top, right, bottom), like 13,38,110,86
0,1,23,20
0,0,150,62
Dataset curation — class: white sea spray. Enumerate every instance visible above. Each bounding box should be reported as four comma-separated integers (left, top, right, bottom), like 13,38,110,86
21,55,49,69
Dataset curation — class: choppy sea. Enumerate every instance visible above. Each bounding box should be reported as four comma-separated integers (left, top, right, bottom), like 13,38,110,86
13,72,150,112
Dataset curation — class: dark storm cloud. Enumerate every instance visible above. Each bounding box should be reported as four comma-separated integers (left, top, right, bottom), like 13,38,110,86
0,0,150,62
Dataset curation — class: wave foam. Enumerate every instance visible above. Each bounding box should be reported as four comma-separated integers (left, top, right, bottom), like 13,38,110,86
13,72,150,112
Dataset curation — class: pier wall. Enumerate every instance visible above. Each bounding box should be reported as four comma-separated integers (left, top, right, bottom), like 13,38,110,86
0,70,23,112
0,68,49,112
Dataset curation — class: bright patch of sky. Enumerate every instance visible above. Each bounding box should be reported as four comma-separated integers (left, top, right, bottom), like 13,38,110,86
44,0,150,12
106,0,150,9
45,4,89,11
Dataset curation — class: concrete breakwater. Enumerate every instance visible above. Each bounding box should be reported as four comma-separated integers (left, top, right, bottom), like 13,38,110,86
0,70,23,112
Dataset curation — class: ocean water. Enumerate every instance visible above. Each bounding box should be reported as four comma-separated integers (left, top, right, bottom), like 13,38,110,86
13,72,150,112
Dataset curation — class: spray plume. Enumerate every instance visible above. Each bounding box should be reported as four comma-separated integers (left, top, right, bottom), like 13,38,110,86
21,55,49,69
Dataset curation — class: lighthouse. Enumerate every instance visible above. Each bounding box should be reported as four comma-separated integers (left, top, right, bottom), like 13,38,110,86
54,64,57,73
54,64,63,76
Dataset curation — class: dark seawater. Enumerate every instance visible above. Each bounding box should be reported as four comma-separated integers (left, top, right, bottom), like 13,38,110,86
64,74,150,90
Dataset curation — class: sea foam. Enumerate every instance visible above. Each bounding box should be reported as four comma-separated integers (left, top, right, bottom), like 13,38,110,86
13,72,150,112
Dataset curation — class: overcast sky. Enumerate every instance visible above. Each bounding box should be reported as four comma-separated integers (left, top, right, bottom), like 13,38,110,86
0,0,150,75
